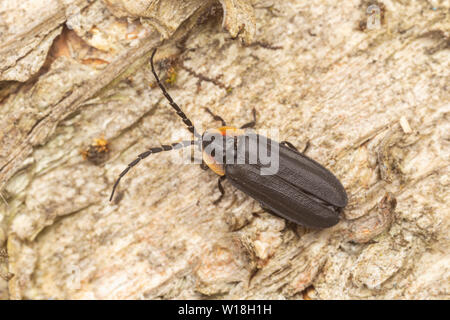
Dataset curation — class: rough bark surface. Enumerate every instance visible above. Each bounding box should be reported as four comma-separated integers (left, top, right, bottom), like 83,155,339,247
0,0,449,299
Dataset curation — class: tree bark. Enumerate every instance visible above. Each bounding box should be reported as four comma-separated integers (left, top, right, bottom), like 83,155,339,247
0,0,448,299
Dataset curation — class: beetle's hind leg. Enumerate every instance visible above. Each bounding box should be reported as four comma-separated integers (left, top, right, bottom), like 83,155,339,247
280,141,298,151
204,107,227,126
281,140,310,154
302,141,310,153
213,175,227,204
240,108,257,129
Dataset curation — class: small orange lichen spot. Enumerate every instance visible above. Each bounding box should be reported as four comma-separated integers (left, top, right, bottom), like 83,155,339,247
93,137,109,152
82,136,110,165
165,67,177,85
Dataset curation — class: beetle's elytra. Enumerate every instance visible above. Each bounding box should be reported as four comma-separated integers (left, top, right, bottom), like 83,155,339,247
110,48,347,228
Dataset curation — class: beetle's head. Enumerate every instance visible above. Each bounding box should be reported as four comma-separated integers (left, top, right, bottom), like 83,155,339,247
202,129,225,161
201,127,243,163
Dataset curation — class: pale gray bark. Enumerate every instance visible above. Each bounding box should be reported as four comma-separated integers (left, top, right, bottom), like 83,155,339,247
0,0,449,299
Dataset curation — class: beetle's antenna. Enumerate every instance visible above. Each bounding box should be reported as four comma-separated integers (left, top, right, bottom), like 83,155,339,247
151,49,201,139
110,140,198,201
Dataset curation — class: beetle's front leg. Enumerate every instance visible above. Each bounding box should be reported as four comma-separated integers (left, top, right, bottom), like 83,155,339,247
213,175,227,204
204,107,227,126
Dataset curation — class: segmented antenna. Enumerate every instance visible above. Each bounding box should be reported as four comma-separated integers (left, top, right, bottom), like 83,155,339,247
150,49,201,138
109,140,197,201
109,49,203,201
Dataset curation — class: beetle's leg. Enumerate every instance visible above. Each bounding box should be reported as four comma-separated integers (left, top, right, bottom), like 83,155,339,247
240,108,257,129
301,141,310,153
213,175,227,204
280,140,310,153
110,140,197,201
204,107,227,126
280,141,298,151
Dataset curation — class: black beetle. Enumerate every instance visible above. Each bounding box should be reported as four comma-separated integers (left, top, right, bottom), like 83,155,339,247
110,48,347,228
